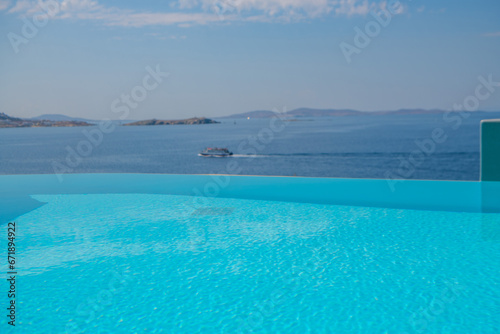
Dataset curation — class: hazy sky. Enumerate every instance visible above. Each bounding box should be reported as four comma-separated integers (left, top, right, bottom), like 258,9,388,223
1,0,499,120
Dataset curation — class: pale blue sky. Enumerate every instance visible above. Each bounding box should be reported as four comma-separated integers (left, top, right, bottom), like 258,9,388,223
1,0,499,120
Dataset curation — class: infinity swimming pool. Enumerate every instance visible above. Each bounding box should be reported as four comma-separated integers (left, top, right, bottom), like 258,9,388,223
1,174,499,333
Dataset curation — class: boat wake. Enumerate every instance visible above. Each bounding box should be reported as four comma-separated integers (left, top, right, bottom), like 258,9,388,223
200,152,433,158
230,154,269,158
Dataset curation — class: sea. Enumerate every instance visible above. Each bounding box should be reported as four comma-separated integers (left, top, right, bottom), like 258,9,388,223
1,112,499,181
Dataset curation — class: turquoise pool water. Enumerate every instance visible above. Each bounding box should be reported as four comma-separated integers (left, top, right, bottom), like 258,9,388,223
3,192,499,333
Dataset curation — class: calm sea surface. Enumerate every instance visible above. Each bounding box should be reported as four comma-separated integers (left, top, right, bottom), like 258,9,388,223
1,113,499,180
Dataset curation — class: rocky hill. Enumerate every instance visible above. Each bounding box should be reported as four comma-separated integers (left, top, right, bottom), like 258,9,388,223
0,113,93,128
123,117,219,126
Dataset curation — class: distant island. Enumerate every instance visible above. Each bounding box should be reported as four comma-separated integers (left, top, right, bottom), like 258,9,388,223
2,109,499,128
123,117,219,126
220,108,452,119
30,114,97,123
0,113,93,128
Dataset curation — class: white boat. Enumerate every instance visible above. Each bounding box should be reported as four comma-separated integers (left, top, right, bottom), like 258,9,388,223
199,147,233,157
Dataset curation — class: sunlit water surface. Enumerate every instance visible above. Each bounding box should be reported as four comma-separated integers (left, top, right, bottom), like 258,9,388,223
4,193,499,333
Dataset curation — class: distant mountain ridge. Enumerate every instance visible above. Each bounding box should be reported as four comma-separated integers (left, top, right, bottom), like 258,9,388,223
0,112,92,128
374,109,446,115
0,112,22,122
288,108,361,117
30,114,97,123
218,108,495,118
219,108,361,118
219,110,281,119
